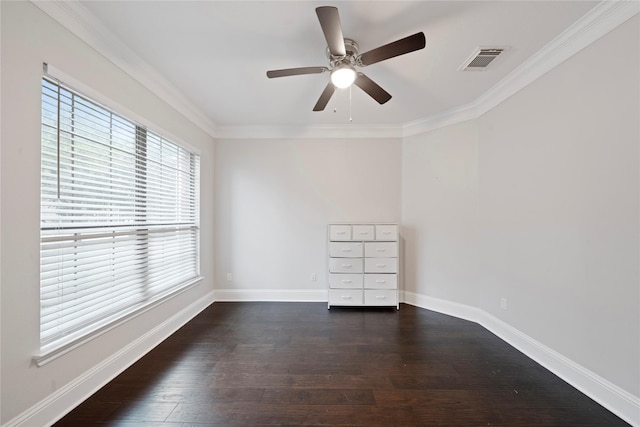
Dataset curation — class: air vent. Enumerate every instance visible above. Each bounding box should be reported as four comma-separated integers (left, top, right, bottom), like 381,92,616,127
459,47,506,71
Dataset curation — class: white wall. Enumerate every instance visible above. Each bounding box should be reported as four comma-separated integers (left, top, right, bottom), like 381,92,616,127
402,121,480,305
214,137,402,299
214,14,639,422
477,14,639,397
402,13,639,402
0,2,215,424
2,0,637,425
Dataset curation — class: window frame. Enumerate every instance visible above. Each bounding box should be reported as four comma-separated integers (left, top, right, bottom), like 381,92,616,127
36,69,202,366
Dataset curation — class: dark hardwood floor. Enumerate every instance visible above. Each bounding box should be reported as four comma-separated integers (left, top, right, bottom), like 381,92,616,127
54,302,629,426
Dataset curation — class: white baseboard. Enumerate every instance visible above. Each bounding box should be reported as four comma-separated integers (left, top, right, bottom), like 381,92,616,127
402,290,640,427
5,291,215,427
9,289,637,426
213,288,327,302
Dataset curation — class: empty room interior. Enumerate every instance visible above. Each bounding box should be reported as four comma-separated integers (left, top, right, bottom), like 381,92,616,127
1,1,639,426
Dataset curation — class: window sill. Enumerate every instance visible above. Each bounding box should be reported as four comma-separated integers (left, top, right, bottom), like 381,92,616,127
33,276,203,367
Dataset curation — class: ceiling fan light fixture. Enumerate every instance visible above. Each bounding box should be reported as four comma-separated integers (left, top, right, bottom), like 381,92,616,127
330,65,356,88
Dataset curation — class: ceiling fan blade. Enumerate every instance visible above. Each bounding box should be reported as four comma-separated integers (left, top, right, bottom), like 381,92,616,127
353,73,392,105
316,6,346,57
358,32,426,66
267,67,328,78
313,82,336,111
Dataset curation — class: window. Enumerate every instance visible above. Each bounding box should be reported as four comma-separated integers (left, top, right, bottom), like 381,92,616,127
39,75,200,361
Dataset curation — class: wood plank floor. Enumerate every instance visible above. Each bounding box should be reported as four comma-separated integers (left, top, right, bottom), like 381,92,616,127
54,302,629,426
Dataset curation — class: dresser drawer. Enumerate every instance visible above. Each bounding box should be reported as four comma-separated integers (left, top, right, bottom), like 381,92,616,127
364,242,398,258
364,289,397,306
352,225,374,240
364,274,397,289
329,289,363,305
329,273,363,289
375,224,398,241
329,242,363,258
364,257,398,273
329,258,363,273
329,225,351,241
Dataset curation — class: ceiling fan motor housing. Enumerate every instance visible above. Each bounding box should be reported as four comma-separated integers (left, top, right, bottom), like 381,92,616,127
327,38,360,69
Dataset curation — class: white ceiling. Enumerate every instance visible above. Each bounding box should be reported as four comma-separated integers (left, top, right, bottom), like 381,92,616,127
70,1,601,133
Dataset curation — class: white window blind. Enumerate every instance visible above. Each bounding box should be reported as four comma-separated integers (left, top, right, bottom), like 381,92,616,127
39,75,200,359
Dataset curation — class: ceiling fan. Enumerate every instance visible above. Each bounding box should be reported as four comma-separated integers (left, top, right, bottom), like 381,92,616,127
266,6,426,111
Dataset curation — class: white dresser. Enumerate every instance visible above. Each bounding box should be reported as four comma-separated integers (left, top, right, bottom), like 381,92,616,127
327,223,399,309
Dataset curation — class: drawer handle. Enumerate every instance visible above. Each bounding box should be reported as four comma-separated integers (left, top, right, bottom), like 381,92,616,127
375,263,387,268
358,231,370,235
375,280,386,284
341,248,352,252
341,279,352,284
336,231,346,235
375,295,387,299
383,231,392,235
341,295,352,300
375,248,386,252
341,263,352,268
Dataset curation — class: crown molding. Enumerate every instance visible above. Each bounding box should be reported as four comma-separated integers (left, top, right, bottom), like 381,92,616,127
31,0,218,138
32,0,638,141
402,103,478,138
215,124,403,140
403,0,639,138
473,0,640,117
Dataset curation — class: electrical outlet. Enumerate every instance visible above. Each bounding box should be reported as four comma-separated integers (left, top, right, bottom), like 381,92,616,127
226,273,232,282
310,273,317,281
500,297,507,310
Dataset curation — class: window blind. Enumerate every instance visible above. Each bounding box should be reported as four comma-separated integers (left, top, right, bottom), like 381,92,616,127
40,76,200,358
